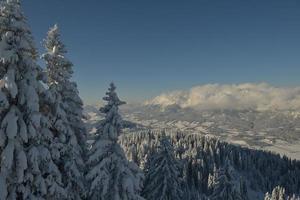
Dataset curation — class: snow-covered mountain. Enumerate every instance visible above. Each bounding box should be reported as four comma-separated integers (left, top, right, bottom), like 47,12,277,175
144,83,300,111
85,83,300,160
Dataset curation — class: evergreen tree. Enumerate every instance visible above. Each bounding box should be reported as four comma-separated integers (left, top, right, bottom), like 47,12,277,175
86,83,144,200
265,192,272,200
265,186,300,200
271,186,286,200
264,186,286,200
207,165,218,194
209,162,242,200
43,25,86,199
0,0,65,199
142,135,183,200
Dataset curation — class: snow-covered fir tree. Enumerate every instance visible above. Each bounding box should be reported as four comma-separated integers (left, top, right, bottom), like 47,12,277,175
264,186,300,200
43,24,86,199
142,134,183,200
208,160,242,200
207,165,218,194
43,24,86,151
0,0,65,199
86,83,144,200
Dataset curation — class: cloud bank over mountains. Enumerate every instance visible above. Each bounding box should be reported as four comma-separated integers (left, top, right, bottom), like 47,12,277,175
145,83,300,111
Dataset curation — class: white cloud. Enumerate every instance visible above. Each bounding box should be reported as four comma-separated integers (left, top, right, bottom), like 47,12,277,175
145,83,300,111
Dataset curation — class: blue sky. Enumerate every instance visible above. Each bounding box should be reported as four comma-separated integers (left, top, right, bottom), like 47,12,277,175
23,0,300,104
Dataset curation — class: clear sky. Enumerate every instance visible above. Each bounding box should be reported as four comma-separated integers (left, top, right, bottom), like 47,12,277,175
22,0,300,104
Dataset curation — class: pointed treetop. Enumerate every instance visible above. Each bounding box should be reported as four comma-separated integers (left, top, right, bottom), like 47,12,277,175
100,82,126,113
48,24,59,39
108,82,116,92
44,24,66,54
43,24,73,85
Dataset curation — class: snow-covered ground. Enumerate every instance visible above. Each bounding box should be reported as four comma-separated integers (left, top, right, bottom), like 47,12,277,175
260,139,300,160
85,104,300,160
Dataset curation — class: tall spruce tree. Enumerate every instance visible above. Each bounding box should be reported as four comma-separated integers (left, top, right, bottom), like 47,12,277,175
142,135,183,200
0,0,65,199
43,25,86,199
86,83,144,200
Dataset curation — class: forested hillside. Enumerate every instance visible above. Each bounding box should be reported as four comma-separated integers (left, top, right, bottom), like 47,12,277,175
120,130,300,199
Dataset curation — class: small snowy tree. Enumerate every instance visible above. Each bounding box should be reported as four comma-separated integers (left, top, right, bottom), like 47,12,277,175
142,135,183,200
264,186,291,200
207,165,218,194
43,25,86,199
86,83,144,200
0,0,65,199
271,186,286,200
265,192,272,200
